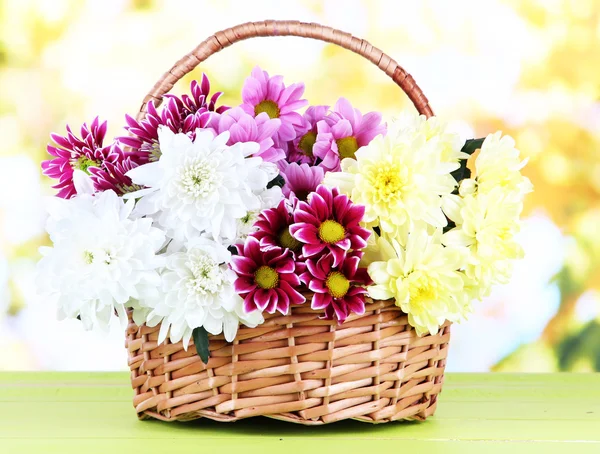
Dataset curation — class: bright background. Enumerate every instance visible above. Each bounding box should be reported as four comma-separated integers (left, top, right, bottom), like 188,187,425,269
1,0,599,371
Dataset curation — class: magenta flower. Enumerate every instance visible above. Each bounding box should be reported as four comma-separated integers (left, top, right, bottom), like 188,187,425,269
42,117,116,199
209,107,285,163
231,237,305,315
88,144,140,195
250,198,302,255
240,66,307,143
313,98,386,171
280,162,324,201
287,105,329,165
290,185,371,267
166,74,229,117
301,251,371,323
119,76,226,163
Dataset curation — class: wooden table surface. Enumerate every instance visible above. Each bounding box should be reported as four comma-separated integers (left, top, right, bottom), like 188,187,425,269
0,373,598,453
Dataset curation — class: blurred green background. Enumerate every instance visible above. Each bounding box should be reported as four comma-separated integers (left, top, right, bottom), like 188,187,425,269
0,0,598,371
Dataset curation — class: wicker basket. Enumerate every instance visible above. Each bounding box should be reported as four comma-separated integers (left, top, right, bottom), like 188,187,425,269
126,20,450,425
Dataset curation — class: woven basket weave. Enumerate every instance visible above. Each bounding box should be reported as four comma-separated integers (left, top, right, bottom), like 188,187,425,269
126,20,450,425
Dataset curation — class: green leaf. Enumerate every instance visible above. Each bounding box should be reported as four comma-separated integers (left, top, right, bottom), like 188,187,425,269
451,138,485,186
192,327,210,364
266,174,285,189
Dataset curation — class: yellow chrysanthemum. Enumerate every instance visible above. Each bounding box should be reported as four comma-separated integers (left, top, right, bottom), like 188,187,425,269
443,187,524,298
459,131,533,197
391,111,468,164
366,225,470,336
324,124,458,239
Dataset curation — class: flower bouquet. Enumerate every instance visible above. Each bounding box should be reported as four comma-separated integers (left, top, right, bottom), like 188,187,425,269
37,21,531,424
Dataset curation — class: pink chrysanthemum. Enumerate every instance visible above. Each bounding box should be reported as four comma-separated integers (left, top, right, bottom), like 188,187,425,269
301,251,371,323
250,198,302,255
280,162,324,202
231,237,305,315
119,76,227,163
209,107,285,163
313,98,386,171
287,105,329,165
240,66,307,143
88,144,140,195
42,117,116,199
290,185,371,266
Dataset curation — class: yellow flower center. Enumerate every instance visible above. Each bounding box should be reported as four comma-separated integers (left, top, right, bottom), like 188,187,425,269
336,136,359,160
254,100,280,119
325,271,350,299
278,227,302,252
372,165,405,202
318,220,346,244
408,275,440,307
254,265,279,289
298,131,317,157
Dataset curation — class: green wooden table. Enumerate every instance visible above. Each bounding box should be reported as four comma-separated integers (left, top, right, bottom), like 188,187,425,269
0,373,598,453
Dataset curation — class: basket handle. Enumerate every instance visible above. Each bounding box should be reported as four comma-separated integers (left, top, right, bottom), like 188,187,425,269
137,20,434,121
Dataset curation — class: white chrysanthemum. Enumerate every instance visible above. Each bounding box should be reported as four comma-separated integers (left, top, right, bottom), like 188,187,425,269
142,237,263,347
366,225,469,336
37,189,165,331
443,187,524,299
391,111,468,164
324,124,459,238
125,127,274,245
459,131,533,197
235,186,283,242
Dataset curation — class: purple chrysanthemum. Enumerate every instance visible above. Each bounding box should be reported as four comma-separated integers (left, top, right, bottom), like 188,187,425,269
313,98,386,171
287,105,329,165
240,66,307,143
230,236,305,315
209,107,285,163
250,198,302,256
88,143,140,195
300,251,371,323
42,117,115,199
280,162,324,201
290,185,371,267
119,75,227,163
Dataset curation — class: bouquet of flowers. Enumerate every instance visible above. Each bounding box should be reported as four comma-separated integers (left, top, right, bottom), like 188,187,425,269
37,66,532,364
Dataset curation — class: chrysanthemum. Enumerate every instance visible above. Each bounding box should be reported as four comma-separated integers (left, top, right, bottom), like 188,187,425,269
290,185,371,267
301,251,371,323
42,118,117,199
119,76,226,163
367,225,469,336
209,107,285,163
125,128,273,244
141,237,263,347
250,198,302,255
459,131,533,197
240,66,307,143
313,98,386,171
37,190,166,331
87,143,141,195
323,125,458,239
280,162,324,201
119,98,212,164
391,111,468,164
234,186,284,243
230,236,305,315
442,187,525,298
287,105,329,165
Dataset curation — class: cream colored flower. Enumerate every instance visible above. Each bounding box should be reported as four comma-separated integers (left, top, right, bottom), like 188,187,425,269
443,187,524,298
324,123,458,238
366,224,469,336
391,111,468,164
460,131,533,197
